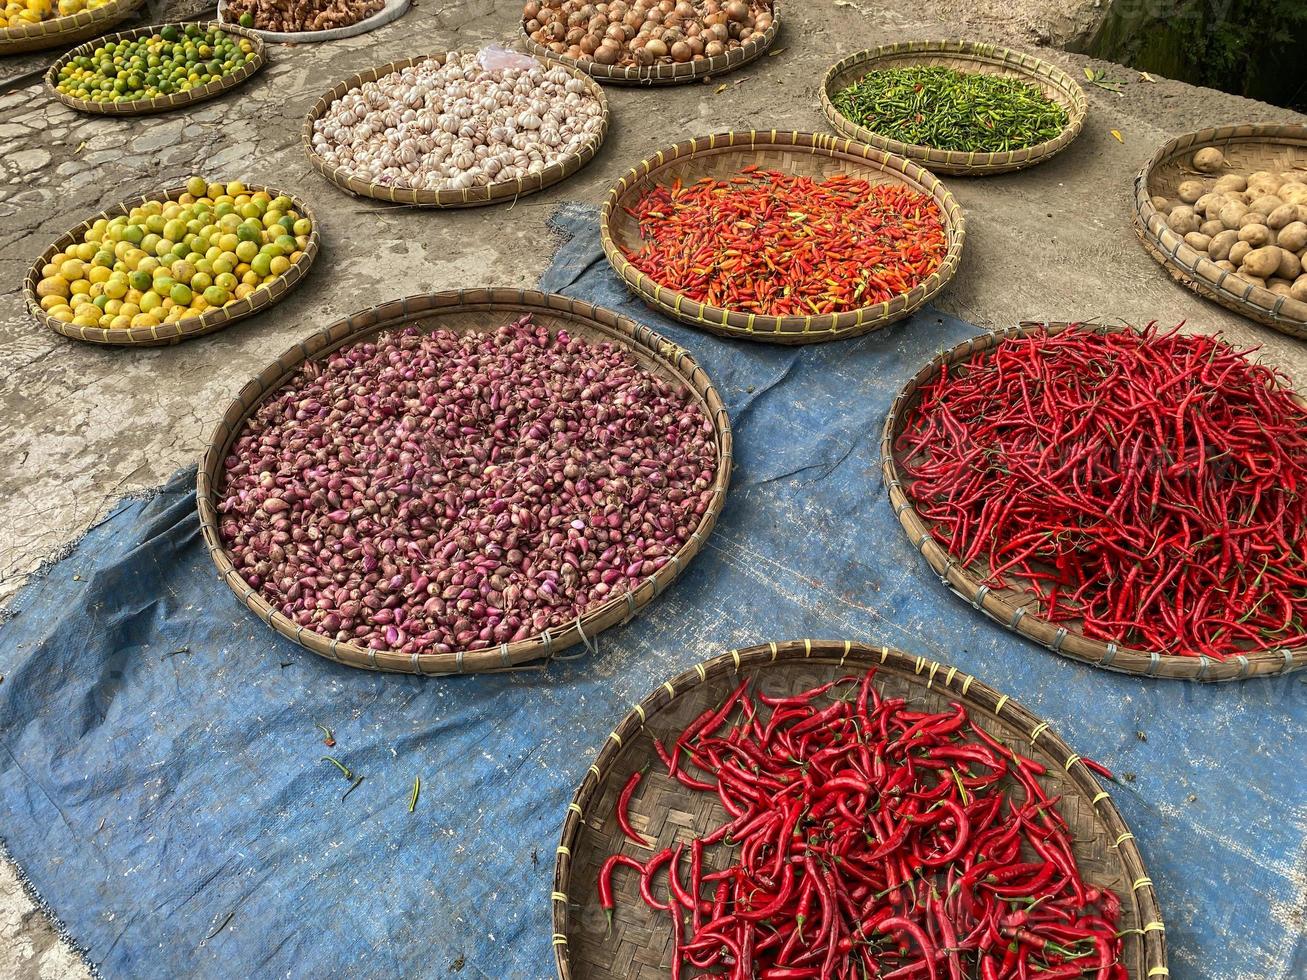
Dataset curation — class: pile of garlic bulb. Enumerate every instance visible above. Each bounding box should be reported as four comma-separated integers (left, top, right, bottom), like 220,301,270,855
309,54,605,192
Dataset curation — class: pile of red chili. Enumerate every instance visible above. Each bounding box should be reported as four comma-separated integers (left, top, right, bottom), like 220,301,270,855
896,323,1307,659
598,670,1124,979
621,167,948,317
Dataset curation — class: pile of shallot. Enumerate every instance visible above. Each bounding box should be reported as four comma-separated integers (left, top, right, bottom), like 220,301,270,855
309,53,605,191
216,315,719,656
524,0,774,68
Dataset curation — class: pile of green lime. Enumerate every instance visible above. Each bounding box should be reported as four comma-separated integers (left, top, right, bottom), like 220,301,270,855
55,24,257,103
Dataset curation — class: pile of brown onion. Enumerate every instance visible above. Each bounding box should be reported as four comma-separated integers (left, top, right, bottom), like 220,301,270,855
523,0,774,68
216,315,719,656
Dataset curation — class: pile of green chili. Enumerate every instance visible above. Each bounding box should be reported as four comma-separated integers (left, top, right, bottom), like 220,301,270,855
832,65,1069,153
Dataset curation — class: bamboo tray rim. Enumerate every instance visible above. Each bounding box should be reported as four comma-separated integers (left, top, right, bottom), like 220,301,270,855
553,638,1167,979
881,319,1306,681
599,129,965,343
1132,123,1307,339
195,288,733,675
23,180,319,346
521,0,779,86
301,50,609,208
819,39,1087,176
44,20,266,116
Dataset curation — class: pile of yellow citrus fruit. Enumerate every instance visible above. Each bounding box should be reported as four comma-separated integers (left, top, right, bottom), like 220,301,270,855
3,0,111,29
36,177,312,332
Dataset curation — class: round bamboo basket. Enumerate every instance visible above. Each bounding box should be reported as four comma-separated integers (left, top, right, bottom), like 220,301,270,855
881,320,1307,681
196,289,733,675
24,181,319,346
820,40,1087,176
522,0,779,86
302,51,609,208
45,21,266,115
0,0,139,55
600,130,965,344
553,639,1167,979
1133,123,1307,341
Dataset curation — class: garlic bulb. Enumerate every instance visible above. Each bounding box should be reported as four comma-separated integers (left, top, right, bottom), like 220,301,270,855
311,52,604,192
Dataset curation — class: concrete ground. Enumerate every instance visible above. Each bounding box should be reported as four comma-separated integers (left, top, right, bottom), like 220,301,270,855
1,0,1303,976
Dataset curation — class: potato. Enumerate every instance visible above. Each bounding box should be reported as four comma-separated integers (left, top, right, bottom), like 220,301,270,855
1280,171,1305,185
1280,222,1307,252
1214,259,1237,274
1150,195,1173,214
1238,223,1272,246
1167,206,1201,235
1200,219,1225,237
1237,212,1268,229
1234,272,1266,289
1277,248,1301,280
1241,245,1283,279
1219,201,1249,229
1208,229,1239,260
1177,180,1205,204
1195,192,1226,216
1213,174,1247,193
1249,194,1284,215
1184,232,1212,252
1265,204,1298,231
1267,278,1294,298
1248,171,1281,188
1229,240,1253,266
1192,147,1225,173
1292,274,1307,303
1279,183,1307,206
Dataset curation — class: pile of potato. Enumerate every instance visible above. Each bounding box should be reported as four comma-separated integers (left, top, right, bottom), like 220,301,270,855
1151,147,1307,303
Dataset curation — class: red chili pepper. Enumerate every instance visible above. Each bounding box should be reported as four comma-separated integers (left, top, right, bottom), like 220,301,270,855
897,322,1307,658
623,170,949,318
616,768,653,847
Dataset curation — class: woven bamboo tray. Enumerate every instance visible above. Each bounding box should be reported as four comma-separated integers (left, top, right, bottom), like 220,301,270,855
882,321,1307,681
554,638,1167,979
45,21,266,115
1133,124,1307,340
820,40,1087,176
302,51,608,208
600,130,965,344
0,0,139,56
24,181,319,346
523,0,779,86
196,289,733,675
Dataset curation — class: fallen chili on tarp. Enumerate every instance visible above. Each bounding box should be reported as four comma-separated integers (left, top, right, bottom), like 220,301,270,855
622,166,948,317
598,669,1125,978
896,323,1307,659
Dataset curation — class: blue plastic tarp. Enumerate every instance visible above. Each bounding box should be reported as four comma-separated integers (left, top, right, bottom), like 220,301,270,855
0,204,1303,979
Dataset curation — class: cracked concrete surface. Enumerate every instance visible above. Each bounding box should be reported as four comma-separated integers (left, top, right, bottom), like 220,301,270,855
1,0,1305,976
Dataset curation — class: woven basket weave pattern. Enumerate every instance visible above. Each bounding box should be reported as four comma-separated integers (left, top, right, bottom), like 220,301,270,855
24,182,319,347
301,52,609,208
553,640,1167,979
1133,124,1307,340
0,0,140,55
45,21,267,116
522,0,779,86
820,40,1087,176
196,289,733,675
600,130,965,345
881,321,1306,681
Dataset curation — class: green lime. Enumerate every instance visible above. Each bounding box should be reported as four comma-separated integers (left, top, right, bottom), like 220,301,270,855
203,284,230,306
250,253,272,277
235,220,261,242
169,283,193,305
238,12,254,27
129,270,152,292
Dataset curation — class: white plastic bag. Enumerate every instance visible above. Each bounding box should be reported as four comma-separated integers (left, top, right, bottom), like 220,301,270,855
476,44,539,71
